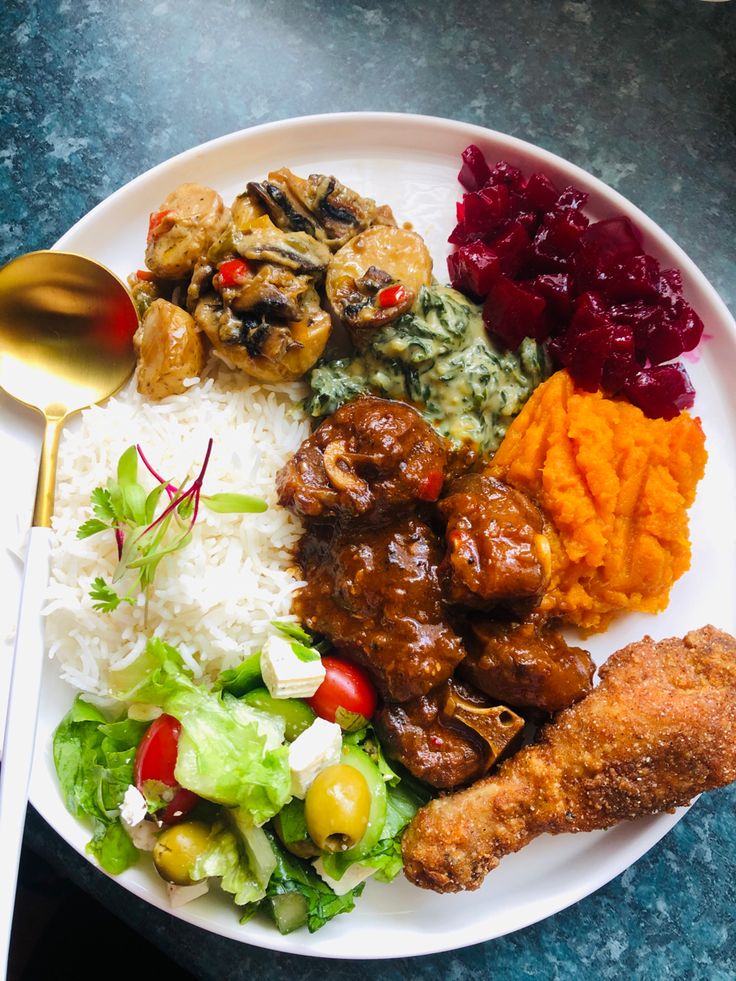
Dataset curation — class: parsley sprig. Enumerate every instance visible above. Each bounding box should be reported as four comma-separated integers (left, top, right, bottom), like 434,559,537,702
77,440,267,614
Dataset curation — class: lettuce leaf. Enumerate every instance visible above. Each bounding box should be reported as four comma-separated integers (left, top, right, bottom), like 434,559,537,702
52,696,147,874
109,638,291,825
191,824,266,906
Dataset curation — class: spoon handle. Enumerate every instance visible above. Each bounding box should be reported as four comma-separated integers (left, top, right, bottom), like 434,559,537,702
0,527,51,972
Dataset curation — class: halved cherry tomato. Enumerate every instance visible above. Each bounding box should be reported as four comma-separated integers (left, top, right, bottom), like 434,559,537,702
217,258,250,288
134,714,198,824
377,283,408,308
308,657,377,730
417,470,444,501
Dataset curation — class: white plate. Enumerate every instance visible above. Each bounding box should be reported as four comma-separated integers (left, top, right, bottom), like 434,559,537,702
3,112,735,959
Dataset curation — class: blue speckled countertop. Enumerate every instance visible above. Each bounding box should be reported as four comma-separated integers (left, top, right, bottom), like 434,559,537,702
3,1,735,978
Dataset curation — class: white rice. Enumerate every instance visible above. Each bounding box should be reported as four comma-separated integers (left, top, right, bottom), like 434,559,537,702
44,358,310,697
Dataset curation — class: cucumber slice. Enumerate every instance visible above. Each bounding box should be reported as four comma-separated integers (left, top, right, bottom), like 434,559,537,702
269,892,308,934
229,809,276,888
339,745,387,861
242,688,316,741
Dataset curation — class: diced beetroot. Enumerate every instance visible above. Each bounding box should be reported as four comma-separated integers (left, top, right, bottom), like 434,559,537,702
530,208,589,271
623,363,696,420
603,254,661,302
456,201,465,224
672,301,704,352
600,325,637,393
483,276,549,349
580,217,643,262
515,210,542,235
487,222,531,277
522,172,560,212
642,311,688,365
448,241,501,297
554,186,589,212
458,144,491,192
448,221,480,246
569,292,612,335
527,273,574,319
488,161,523,188
657,268,683,300
608,300,662,362
564,324,613,392
447,251,463,291
463,185,511,235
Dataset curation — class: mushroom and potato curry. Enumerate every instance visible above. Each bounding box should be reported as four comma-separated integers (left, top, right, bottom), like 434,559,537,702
130,168,406,394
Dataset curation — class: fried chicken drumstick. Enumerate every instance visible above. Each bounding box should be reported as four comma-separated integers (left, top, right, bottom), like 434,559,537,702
402,626,736,892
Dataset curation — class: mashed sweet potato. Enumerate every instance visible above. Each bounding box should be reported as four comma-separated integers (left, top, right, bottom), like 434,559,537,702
488,370,707,632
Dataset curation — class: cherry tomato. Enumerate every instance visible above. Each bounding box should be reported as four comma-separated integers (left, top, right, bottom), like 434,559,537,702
308,657,377,729
134,714,198,824
134,714,181,788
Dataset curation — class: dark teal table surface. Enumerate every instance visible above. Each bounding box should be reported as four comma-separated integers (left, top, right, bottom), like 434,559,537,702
3,1,735,978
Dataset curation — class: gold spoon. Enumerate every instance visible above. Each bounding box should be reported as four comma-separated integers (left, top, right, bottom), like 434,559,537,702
0,250,138,967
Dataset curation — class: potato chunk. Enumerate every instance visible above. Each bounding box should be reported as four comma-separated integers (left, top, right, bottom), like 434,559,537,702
134,299,205,399
145,183,228,280
326,226,433,343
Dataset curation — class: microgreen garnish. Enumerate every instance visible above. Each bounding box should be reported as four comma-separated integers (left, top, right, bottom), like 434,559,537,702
77,440,267,615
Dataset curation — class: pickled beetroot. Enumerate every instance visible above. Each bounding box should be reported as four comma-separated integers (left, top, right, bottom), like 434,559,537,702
483,277,548,348
458,144,491,192
623,364,696,420
448,144,707,419
448,241,501,297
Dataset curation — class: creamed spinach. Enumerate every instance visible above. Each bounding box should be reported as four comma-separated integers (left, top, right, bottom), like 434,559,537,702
305,286,550,455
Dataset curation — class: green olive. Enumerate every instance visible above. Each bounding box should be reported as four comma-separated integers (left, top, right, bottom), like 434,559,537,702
304,763,371,853
152,821,211,886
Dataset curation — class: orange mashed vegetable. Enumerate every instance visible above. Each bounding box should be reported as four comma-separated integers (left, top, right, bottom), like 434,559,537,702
488,370,707,632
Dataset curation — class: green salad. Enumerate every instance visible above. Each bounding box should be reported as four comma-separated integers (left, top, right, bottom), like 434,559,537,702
54,627,429,935
305,285,551,455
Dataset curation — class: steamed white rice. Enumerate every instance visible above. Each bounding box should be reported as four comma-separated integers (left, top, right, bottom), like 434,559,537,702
44,358,310,697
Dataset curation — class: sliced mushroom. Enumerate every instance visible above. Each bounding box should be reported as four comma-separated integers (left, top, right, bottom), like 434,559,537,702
326,226,433,344
134,298,206,400
230,190,268,232
194,288,331,383
247,167,395,250
227,264,313,321
234,226,330,277
442,691,525,772
144,183,229,280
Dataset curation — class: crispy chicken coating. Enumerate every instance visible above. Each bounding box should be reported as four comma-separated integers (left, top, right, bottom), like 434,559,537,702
402,626,736,892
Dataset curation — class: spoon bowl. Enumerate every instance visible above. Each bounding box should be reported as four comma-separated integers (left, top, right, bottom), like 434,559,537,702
0,249,138,971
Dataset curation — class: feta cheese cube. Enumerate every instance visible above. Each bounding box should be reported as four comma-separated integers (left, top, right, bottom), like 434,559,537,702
260,634,325,699
166,880,210,908
313,858,375,895
120,785,148,828
288,718,342,798
126,819,159,852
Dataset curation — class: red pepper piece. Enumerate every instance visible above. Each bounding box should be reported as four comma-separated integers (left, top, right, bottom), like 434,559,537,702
377,283,408,308
417,470,444,501
147,209,172,242
136,269,156,282
217,258,250,288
